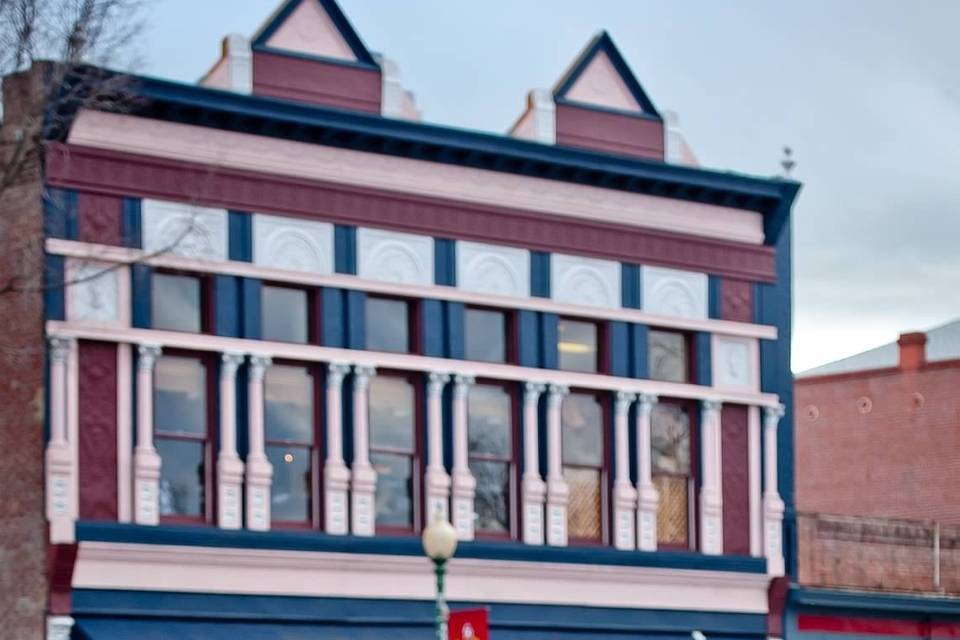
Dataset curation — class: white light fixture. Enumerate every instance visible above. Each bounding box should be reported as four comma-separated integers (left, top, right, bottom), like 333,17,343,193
422,517,458,561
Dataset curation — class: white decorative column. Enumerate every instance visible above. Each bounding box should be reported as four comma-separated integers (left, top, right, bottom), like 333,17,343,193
351,365,377,536
521,382,546,545
324,363,351,535
763,403,786,576
545,384,569,546
245,355,272,531
451,375,476,540
613,391,637,550
116,343,133,523
46,337,76,543
217,353,245,529
748,406,763,557
635,393,659,551
699,399,724,554
425,372,452,522
47,616,75,640
133,344,162,526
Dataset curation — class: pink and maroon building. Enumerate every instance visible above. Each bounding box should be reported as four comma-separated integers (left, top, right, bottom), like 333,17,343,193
1,1,802,638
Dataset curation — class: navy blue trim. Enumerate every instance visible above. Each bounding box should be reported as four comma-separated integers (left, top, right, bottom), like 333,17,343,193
43,254,66,321
43,188,77,240
789,587,960,616
517,310,539,368
334,225,357,275
708,276,723,320
228,211,252,262
72,589,767,635
621,263,640,309
530,251,551,298
540,313,559,370
632,324,649,379
553,31,662,119
251,0,378,67
695,332,712,386
240,278,262,339
420,299,445,358
346,290,365,349
434,238,456,286
121,197,142,249
236,365,248,457
445,301,465,360
320,288,345,347
608,321,630,377
131,264,152,328
213,276,241,337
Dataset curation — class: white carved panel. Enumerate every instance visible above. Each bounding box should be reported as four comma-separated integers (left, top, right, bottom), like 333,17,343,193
641,266,708,319
357,227,433,286
713,335,759,391
551,253,620,308
68,259,124,325
457,240,530,297
253,213,334,273
142,199,227,261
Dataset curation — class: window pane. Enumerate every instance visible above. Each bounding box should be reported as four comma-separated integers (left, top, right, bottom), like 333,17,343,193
154,356,206,436
369,376,415,451
651,403,691,475
561,393,604,467
267,444,311,522
649,330,688,383
655,474,690,546
468,385,512,458
465,308,506,363
558,319,598,373
265,365,314,443
157,438,204,517
371,452,413,528
152,273,201,333
262,286,308,344
564,467,602,540
366,297,410,353
471,460,510,534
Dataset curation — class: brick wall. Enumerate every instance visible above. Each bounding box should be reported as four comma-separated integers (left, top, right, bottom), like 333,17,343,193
795,364,960,524
0,68,48,639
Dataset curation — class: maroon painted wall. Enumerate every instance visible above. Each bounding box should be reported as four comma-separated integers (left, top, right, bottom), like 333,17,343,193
721,279,754,323
252,51,381,114
77,340,118,521
721,404,750,555
555,103,665,161
77,192,122,245
49,144,777,282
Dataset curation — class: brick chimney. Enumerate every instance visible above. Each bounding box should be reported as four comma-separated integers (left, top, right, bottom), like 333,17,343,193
897,332,927,370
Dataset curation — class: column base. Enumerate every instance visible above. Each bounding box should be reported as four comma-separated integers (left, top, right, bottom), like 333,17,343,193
324,463,351,535
425,467,451,523
245,455,272,531
699,490,723,555
217,455,244,529
764,493,785,576
521,476,546,545
636,484,659,552
133,447,161,526
351,464,377,536
546,478,568,547
451,469,475,540
47,615,74,640
612,482,637,550
45,443,75,543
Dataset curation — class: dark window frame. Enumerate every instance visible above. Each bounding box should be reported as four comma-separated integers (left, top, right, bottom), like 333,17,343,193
151,269,212,334
560,388,611,546
365,295,420,355
464,305,515,364
649,397,700,551
557,316,607,374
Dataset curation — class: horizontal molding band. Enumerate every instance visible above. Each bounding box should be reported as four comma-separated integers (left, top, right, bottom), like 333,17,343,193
45,141,778,281
47,238,777,340
46,320,781,407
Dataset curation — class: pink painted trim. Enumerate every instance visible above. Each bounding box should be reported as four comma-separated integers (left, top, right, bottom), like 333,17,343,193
747,406,761,556
264,0,355,61
48,239,776,341
48,319,783,409
116,343,132,523
564,50,642,113
555,103,664,161
69,338,80,520
252,51,380,113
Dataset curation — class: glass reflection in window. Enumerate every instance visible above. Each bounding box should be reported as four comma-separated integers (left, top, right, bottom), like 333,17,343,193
264,365,315,522
465,308,507,363
365,297,410,353
561,392,604,540
649,330,689,383
558,319,598,373
262,286,309,344
152,273,202,333
468,384,512,534
369,376,416,528
651,402,692,546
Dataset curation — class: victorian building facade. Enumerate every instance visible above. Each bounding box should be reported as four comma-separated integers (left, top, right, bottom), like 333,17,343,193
0,1,800,638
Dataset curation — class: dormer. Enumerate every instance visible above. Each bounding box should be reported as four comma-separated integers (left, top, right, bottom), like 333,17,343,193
510,31,666,161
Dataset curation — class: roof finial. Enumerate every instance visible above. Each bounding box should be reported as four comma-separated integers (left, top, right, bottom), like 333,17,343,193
780,145,796,177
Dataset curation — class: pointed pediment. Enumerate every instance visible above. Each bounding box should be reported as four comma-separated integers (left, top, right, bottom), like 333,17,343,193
554,31,660,118
252,0,376,67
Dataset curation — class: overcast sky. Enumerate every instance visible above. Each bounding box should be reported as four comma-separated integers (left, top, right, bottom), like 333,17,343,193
138,0,960,372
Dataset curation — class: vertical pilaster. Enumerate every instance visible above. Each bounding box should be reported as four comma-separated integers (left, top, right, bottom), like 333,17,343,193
635,393,659,551
763,403,786,576
545,384,569,546
133,344,162,526
451,375,476,540
351,365,377,536
245,355,272,531
613,391,637,550
748,405,763,556
217,352,245,529
324,362,351,534
699,399,723,554
116,343,132,523
425,372,452,521
521,382,546,545
46,337,76,542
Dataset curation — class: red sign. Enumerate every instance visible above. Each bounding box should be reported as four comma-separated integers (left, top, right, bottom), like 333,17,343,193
449,608,489,640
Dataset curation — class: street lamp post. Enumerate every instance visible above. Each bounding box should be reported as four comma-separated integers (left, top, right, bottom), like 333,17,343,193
422,517,458,640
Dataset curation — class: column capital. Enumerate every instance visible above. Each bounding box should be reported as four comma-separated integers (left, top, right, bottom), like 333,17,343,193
701,398,723,413
248,354,272,381
547,384,568,408
137,344,162,370
523,381,546,404
47,336,74,363
220,352,245,379
763,403,786,422
428,371,451,395
614,390,636,414
326,362,351,388
453,374,474,398
638,393,659,408
353,364,376,389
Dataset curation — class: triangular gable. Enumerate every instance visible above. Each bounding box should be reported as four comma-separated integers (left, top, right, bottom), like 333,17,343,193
252,0,377,67
554,31,660,118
